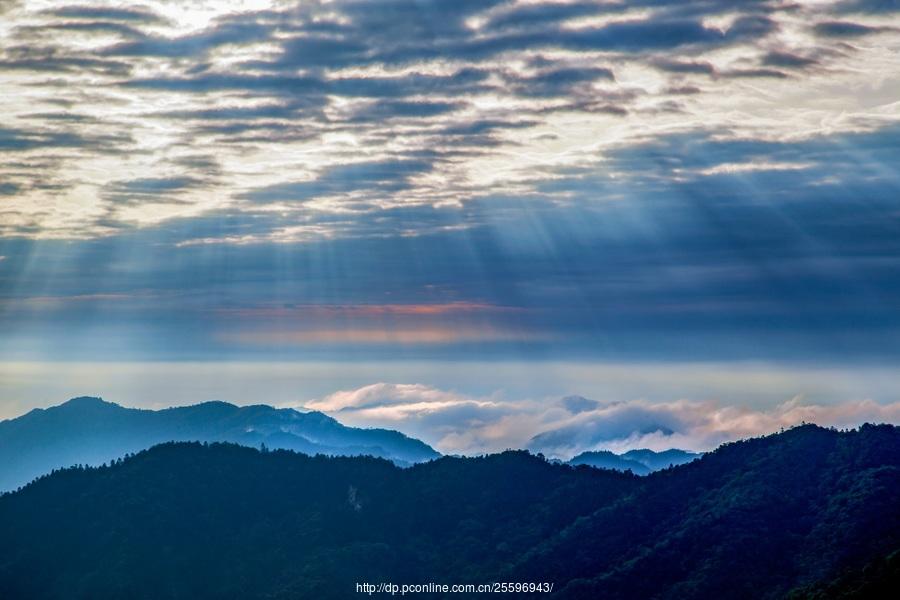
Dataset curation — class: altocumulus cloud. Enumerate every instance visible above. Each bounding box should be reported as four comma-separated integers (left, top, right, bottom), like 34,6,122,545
304,384,900,457
0,0,899,366
1,0,898,240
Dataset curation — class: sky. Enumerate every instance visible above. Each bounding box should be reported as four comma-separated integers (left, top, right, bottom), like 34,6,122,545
1,0,899,455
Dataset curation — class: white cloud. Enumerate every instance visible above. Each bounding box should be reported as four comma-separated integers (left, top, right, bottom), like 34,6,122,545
1,1,898,241
305,383,900,458
306,383,496,413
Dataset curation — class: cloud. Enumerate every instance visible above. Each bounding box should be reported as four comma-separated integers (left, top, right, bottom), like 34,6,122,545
114,177,198,194
529,397,900,456
303,383,900,457
0,126,124,151
102,176,202,206
240,158,435,203
102,18,271,58
307,382,486,412
1,0,899,365
1,0,897,244
651,58,717,75
761,50,820,69
813,20,888,36
305,383,539,453
506,66,615,98
47,5,166,24
834,0,900,14
347,99,464,122
222,325,540,346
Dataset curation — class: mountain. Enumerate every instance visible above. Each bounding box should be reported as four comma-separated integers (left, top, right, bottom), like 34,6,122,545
515,424,900,599
568,448,701,475
0,396,439,491
0,424,897,599
567,448,701,474
621,448,701,470
567,450,651,475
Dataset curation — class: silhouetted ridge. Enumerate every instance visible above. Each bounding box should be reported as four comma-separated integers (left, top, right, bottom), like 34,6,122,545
0,424,897,599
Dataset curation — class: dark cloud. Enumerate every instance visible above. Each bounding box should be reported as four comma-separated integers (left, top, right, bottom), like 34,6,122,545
834,0,900,13
0,126,92,151
6,123,900,361
507,66,615,98
440,119,539,136
0,47,130,75
485,0,779,33
170,155,222,178
103,20,272,58
484,2,610,32
117,177,198,194
335,0,509,38
1,0,899,366
103,177,201,206
160,101,324,124
813,20,887,36
47,5,166,23
651,58,717,75
347,99,464,122
0,182,20,195
125,68,493,100
722,67,789,79
265,35,371,71
762,50,819,69
17,112,98,124
221,5,779,74
665,85,702,95
21,21,145,38
241,159,435,203
437,17,776,60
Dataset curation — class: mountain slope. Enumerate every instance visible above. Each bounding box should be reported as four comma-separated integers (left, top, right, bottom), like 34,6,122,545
0,397,439,491
0,444,635,600
0,424,898,599
513,424,900,599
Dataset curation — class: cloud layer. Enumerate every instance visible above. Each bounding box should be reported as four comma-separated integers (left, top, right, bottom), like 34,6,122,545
1,0,898,242
1,1,899,364
306,383,900,457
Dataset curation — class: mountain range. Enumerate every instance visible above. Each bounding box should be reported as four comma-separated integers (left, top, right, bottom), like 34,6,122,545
0,396,439,491
0,397,706,492
567,448,701,475
0,423,897,599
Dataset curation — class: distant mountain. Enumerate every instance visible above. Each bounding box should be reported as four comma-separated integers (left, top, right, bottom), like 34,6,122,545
0,424,898,599
568,448,700,474
621,448,701,470
0,396,439,491
568,450,652,475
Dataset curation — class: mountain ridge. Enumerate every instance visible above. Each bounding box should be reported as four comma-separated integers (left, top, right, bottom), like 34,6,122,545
567,449,652,475
0,396,439,491
567,448,701,475
0,423,897,599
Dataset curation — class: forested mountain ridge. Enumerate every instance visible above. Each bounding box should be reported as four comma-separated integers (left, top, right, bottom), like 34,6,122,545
0,424,897,599
0,396,439,491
